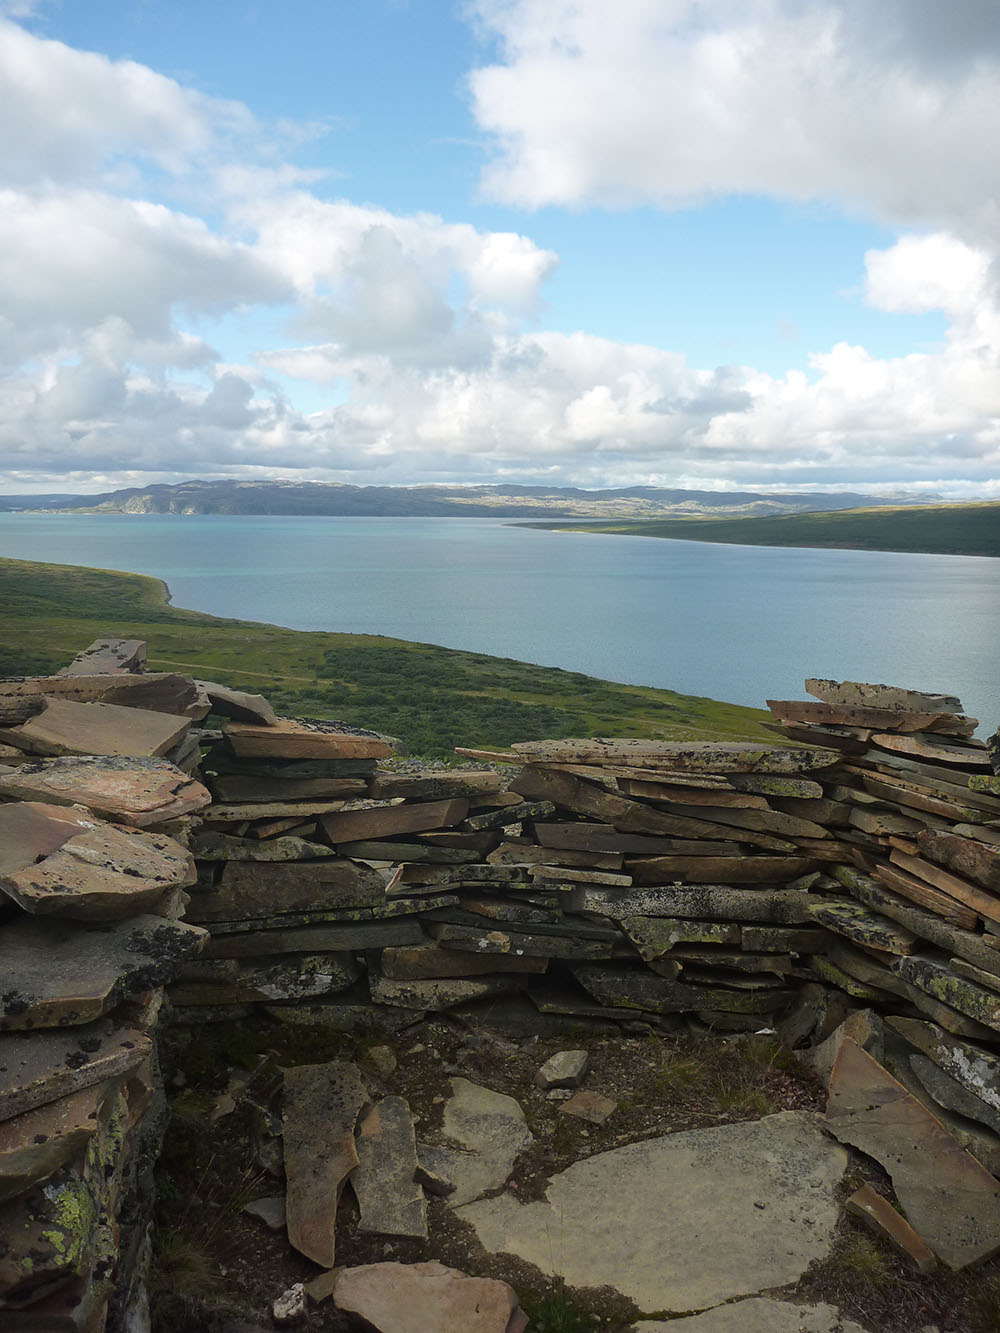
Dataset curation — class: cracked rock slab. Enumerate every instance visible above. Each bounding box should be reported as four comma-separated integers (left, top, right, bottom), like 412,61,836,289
353,1096,427,1238
283,1061,370,1268
0,804,196,919
432,1077,534,1207
2,695,191,758
0,1021,150,1121
825,1037,1000,1269
639,1297,870,1332
456,1111,845,1313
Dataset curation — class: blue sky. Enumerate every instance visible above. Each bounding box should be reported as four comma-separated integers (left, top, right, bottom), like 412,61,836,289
0,0,997,495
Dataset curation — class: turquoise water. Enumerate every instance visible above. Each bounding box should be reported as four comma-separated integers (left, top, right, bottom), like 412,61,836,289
2,513,998,730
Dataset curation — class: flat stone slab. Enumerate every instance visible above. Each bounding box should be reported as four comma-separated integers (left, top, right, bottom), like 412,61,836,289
0,1021,150,1120
195,680,277,725
0,914,207,1029
509,740,839,772
0,805,196,919
190,831,334,861
456,1111,845,1313
0,1082,106,1202
2,695,191,757
333,1261,526,1333
283,1061,370,1267
0,754,211,825
434,1077,534,1207
169,953,362,1006
825,1038,1000,1268
353,1096,428,1238
223,718,391,759
535,1050,588,1090
640,1297,870,1332
186,858,385,923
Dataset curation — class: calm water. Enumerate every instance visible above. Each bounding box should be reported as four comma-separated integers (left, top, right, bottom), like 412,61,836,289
2,513,998,731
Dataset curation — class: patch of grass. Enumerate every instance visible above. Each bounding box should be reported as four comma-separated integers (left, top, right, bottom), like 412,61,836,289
522,500,1000,558
0,555,775,758
520,1285,603,1332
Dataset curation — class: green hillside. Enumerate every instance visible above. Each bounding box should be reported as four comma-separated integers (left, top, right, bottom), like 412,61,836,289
524,501,1000,557
0,557,773,758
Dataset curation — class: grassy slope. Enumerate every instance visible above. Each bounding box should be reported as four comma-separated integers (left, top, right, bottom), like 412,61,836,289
0,557,773,758
523,501,1000,557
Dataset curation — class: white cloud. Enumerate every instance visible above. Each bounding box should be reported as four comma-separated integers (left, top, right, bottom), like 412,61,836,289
467,0,1000,245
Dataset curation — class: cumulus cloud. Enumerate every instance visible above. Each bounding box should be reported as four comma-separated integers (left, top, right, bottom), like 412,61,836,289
468,0,1000,245
0,8,998,496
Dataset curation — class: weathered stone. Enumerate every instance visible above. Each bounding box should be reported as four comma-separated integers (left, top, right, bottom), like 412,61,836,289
0,1021,150,1121
909,1052,1000,1136
272,1282,307,1325
805,899,917,954
621,916,740,960
896,955,1000,1033
58,637,148,676
186,858,384,922
190,831,335,861
458,1112,845,1313
824,940,909,998
889,849,1000,924
2,696,191,758
805,678,962,712
510,739,839,772
204,798,352,821
210,772,367,801
741,925,831,952
223,718,392,759
803,1010,884,1086
320,798,469,844
430,920,619,961
871,862,979,930
630,856,816,883
886,1016,1000,1116
871,733,991,767
535,822,736,856
169,954,362,1005
352,1097,427,1238
579,885,814,924
572,964,792,1015
0,914,206,1029
244,1195,286,1230
369,770,504,800
825,1038,1000,1268
380,943,547,980
0,1082,107,1202
369,973,526,1011
0,672,202,727
833,865,1000,979
918,829,1000,893
846,1183,938,1273
643,1297,870,1333
858,770,993,824
535,1050,588,1090
283,1061,370,1267
659,801,831,840
559,1089,617,1124
1,808,196,919
770,698,974,735
0,754,211,825
434,1077,533,1207
194,680,277,725
333,1261,525,1333
206,918,423,958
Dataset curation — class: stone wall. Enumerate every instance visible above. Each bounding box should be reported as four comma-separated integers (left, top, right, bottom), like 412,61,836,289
1,639,999,1327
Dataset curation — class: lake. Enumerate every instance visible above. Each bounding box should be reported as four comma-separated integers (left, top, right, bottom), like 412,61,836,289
1,513,998,731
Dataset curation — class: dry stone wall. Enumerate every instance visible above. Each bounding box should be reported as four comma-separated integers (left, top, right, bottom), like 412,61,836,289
1,638,999,1326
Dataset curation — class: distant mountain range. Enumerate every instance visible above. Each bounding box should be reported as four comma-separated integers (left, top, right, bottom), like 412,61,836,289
0,479,939,519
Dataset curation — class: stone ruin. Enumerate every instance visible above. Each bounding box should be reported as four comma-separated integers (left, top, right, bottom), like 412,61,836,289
1,636,1000,1328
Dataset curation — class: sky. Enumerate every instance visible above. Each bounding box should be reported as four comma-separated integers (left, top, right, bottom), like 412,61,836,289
1,1,999,498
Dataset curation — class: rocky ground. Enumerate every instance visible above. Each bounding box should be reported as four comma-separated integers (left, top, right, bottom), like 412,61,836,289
150,1011,1000,1333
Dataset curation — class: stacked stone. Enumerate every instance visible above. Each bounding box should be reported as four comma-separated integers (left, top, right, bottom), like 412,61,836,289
763,680,1000,1166
0,653,212,1330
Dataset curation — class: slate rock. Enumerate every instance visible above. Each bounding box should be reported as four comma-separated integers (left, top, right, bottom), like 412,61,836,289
0,806,196,920
435,1077,534,1207
3,695,191,758
185,857,384,922
0,1082,107,1202
846,1183,937,1273
333,1261,526,1333
643,1297,870,1333
825,1038,1000,1268
885,1015,1000,1118
244,1195,286,1231
189,831,334,861
0,914,207,1029
0,754,211,825
535,1050,589,1090
352,1096,427,1238
282,1061,370,1267
457,1111,845,1313
0,1021,150,1120
909,1053,1000,1136
559,1090,617,1124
